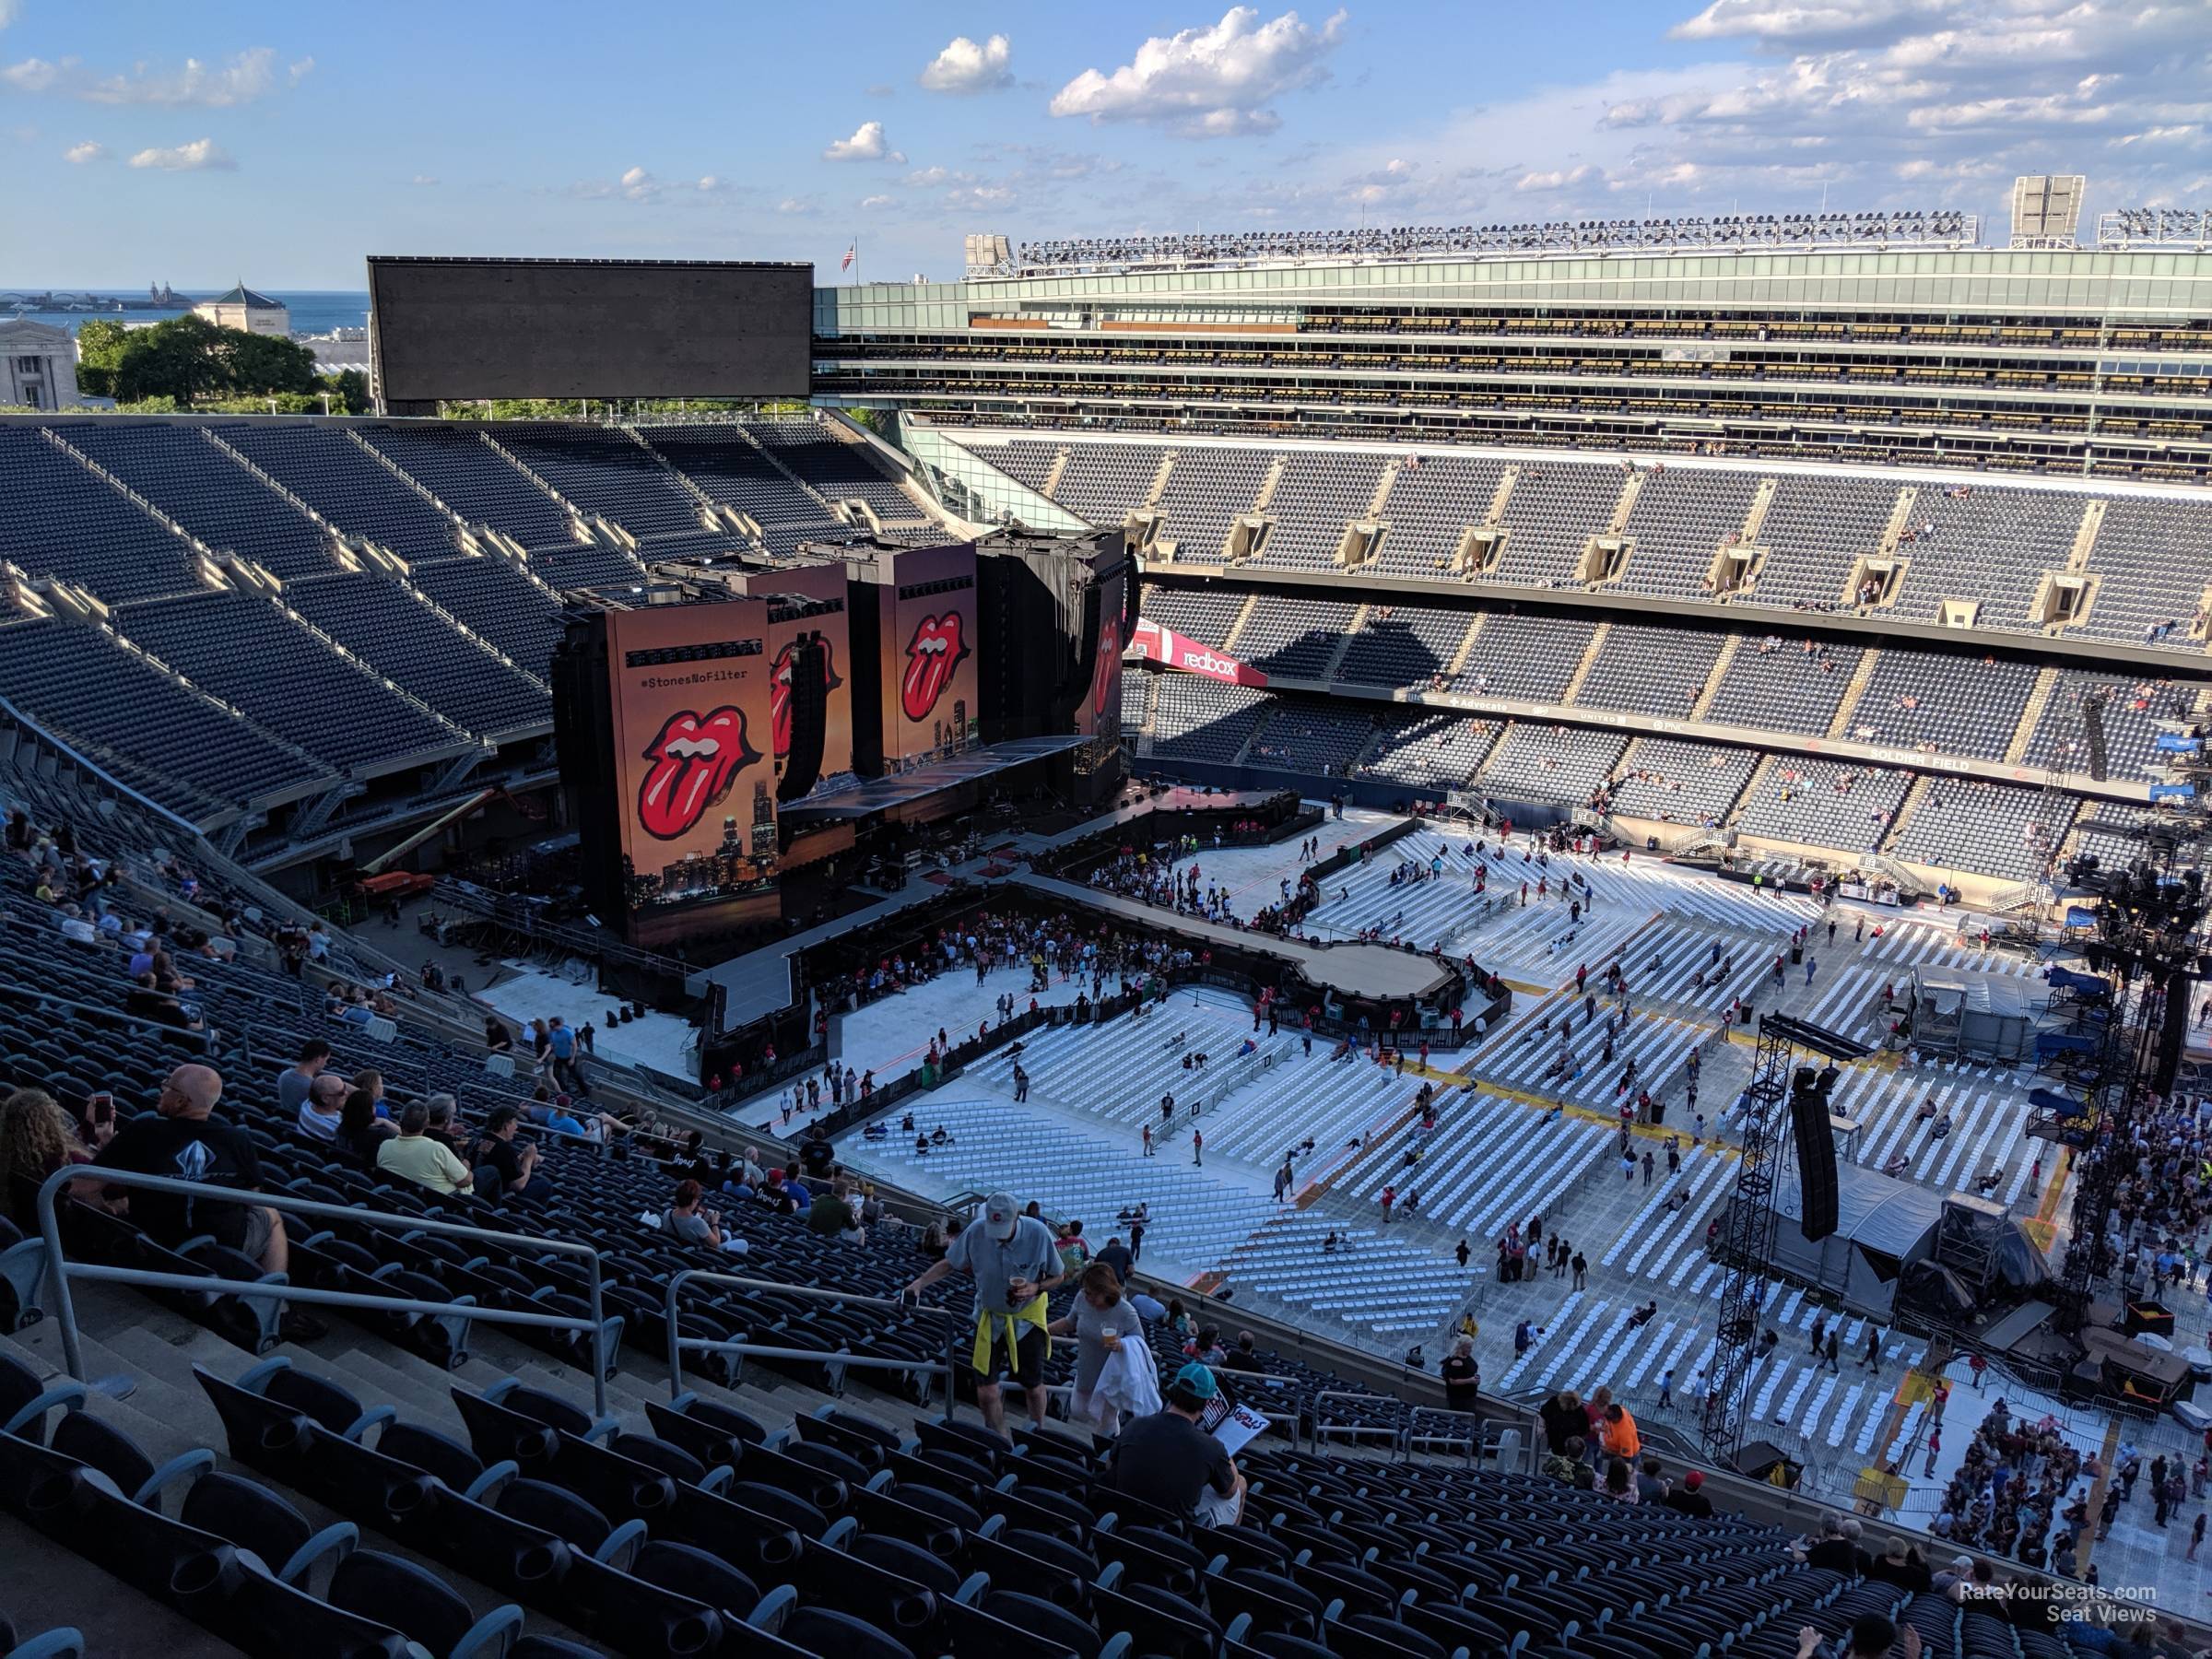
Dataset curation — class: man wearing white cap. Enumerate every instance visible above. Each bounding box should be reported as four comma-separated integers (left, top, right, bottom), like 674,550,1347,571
906,1190,1065,1434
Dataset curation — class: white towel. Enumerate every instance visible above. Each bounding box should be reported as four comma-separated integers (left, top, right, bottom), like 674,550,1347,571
1093,1338,1162,1427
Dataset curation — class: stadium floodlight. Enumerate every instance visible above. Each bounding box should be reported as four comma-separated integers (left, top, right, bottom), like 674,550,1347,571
1010,207,1983,276
2097,206,2208,249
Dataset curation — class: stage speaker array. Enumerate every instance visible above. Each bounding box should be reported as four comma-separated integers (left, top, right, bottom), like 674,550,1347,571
2082,694,2110,782
1791,1064,1841,1242
777,635,829,803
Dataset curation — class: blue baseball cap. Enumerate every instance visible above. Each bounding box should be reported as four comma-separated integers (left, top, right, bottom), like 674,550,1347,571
1171,1362,1218,1400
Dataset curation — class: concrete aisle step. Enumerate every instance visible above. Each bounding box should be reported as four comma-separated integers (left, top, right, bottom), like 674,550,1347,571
3,1315,231,1454
0,1509,243,1657
279,1341,466,1433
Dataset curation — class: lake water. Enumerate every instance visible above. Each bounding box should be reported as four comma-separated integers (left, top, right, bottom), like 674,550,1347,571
7,290,371,335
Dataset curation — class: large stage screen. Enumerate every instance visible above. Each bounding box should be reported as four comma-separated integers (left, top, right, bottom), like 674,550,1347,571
366,256,811,408
879,543,980,772
765,567,854,792
605,600,780,930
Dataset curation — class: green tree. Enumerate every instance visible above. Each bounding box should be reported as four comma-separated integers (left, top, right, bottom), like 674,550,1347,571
221,329,320,396
75,318,130,397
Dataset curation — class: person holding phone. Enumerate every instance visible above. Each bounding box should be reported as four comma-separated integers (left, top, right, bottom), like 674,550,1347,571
0,1088,109,1226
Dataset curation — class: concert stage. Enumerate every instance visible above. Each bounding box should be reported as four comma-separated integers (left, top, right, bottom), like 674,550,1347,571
778,735,1089,827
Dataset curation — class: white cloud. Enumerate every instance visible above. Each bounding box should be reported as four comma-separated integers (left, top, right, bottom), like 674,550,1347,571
1516,163,1596,191
288,56,314,87
1671,0,1949,43
860,193,893,209
696,173,722,192
2,57,61,92
776,195,819,215
62,138,102,163
824,120,902,162
920,33,1013,94
0,2,18,29
87,47,276,106
126,136,233,171
410,172,438,185
1050,6,1348,136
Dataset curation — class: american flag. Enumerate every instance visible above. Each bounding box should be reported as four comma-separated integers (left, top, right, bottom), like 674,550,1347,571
841,244,855,272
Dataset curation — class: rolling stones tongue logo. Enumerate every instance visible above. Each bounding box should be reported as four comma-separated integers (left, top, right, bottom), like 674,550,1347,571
637,707,760,841
1089,617,1123,720
769,640,842,759
900,612,970,724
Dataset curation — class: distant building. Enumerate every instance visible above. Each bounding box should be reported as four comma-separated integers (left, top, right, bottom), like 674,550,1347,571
193,282,290,336
0,320,80,409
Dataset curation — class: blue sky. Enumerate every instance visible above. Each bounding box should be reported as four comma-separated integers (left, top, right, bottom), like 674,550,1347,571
4,0,2206,288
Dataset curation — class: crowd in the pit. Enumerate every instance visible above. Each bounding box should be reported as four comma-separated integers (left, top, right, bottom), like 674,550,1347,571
1082,841,1325,937
1924,1392,2094,1576
824,902,1209,1020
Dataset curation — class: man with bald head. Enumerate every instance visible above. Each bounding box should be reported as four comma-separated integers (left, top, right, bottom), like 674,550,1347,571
95,1064,288,1274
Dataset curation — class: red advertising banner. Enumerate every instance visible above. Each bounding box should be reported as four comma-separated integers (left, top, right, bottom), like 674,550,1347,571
605,600,780,921
878,543,980,771
1129,618,1270,688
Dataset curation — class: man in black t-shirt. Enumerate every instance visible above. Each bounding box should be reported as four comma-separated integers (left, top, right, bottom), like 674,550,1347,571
472,1105,544,1196
1663,1468,1714,1517
1441,1336,1479,1412
799,1129,835,1181
1106,1362,1244,1524
95,1064,286,1273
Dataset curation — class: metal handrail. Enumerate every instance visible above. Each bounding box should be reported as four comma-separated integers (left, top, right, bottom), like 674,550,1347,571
662,1267,964,1418
1312,1386,1417,1456
37,1165,615,1416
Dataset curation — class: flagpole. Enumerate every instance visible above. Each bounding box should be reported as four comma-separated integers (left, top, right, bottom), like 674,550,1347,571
853,236,861,288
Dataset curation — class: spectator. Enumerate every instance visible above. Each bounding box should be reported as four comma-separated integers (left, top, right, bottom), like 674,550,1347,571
1103,1361,1246,1524
376,1102,474,1197
1798,1514,1873,1574
1664,1468,1714,1518
1048,1261,1147,1437
903,1191,1064,1435
806,1177,864,1243
472,1105,544,1197
351,1068,389,1120
94,1064,291,1278
1597,1401,1641,1462
483,1018,513,1055
1796,1616,1922,1659
1635,1456,1667,1505
1441,1336,1479,1412
1869,1537,1932,1592
276,1040,331,1118
799,1128,836,1181
1544,1435,1596,1490
1183,1324,1228,1366
663,1178,746,1253
1603,1458,1639,1503
1094,1233,1135,1285
421,1094,465,1147
332,1087,391,1169
1221,1331,1268,1374
0,1086,103,1226
296,1072,347,1141
1540,1388,1585,1454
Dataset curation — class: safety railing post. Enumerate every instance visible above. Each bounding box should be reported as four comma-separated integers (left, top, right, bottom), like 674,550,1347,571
36,1168,610,1392
585,1249,608,1419
662,1268,963,1406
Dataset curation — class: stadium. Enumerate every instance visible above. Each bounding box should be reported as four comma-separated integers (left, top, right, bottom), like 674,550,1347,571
5,139,2212,1659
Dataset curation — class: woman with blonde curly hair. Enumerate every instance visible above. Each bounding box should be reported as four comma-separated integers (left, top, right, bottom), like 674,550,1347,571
0,1087,102,1226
